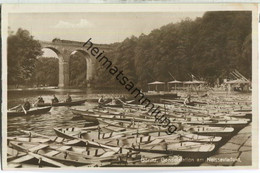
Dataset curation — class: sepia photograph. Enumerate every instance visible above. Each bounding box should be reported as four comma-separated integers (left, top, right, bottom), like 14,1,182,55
1,3,258,170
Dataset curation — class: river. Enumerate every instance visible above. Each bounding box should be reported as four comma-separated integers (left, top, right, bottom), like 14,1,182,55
7,88,128,137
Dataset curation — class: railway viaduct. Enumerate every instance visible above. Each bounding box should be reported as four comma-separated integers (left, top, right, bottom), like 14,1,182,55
40,39,112,87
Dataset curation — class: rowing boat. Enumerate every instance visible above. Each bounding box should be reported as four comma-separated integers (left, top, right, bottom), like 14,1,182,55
8,140,121,167
54,127,216,157
182,125,234,137
8,106,52,117
36,99,86,107
176,119,249,130
71,109,155,123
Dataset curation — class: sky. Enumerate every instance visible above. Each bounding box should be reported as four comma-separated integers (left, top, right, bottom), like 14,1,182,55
9,12,205,57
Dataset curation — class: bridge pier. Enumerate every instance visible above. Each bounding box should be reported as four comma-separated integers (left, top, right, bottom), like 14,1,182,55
58,61,70,88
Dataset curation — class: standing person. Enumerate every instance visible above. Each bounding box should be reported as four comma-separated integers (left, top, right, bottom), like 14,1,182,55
52,95,59,103
66,94,72,102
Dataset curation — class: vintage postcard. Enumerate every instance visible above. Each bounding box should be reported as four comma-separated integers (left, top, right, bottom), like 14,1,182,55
1,3,258,170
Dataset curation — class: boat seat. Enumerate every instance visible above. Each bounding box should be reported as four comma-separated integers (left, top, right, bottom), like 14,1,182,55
28,144,49,152
100,151,115,158
54,137,65,143
58,146,72,151
44,150,60,157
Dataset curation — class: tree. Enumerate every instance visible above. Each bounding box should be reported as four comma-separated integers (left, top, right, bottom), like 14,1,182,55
8,28,43,86
69,53,86,87
32,57,59,86
88,11,252,88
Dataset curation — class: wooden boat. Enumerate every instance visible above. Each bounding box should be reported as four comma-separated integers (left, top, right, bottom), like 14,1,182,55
8,106,52,117
7,145,61,168
11,132,184,167
97,118,159,130
106,138,216,158
176,119,249,130
54,127,216,157
36,99,86,107
55,125,220,144
53,126,166,142
71,109,155,123
72,108,123,116
168,113,250,122
182,125,234,137
99,103,123,108
8,140,120,167
145,131,222,144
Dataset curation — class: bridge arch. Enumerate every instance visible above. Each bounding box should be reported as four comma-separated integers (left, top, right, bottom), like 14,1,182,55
41,47,69,87
69,50,93,86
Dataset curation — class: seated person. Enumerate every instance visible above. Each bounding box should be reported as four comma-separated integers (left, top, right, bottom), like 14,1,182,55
23,100,31,111
37,96,45,104
184,94,191,106
98,96,104,104
66,94,72,102
52,95,59,103
111,97,117,105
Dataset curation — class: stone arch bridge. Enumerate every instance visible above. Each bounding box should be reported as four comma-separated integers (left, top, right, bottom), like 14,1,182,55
40,39,112,87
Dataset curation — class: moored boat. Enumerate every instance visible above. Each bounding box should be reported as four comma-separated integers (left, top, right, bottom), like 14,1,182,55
182,125,234,137
8,140,121,167
54,126,217,158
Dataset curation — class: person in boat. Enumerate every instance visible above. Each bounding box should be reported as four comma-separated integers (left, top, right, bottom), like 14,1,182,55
66,94,72,102
52,95,59,103
23,99,31,111
184,94,191,106
111,97,117,105
15,99,31,112
37,96,45,104
98,96,104,104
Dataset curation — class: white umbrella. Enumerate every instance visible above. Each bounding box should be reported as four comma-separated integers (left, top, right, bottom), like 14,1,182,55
168,80,182,84
148,81,165,85
225,79,250,84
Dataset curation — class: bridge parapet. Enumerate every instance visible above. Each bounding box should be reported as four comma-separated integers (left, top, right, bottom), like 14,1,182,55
40,39,112,52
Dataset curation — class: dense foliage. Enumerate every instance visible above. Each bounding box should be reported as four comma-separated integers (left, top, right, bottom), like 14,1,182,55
69,53,87,87
32,57,59,86
94,11,252,88
8,28,43,86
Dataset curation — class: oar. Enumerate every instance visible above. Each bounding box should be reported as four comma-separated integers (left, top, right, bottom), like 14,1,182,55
32,99,39,107
22,105,27,115
9,105,21,111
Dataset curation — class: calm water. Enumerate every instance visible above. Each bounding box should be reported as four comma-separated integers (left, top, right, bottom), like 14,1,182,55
7,88,128,137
